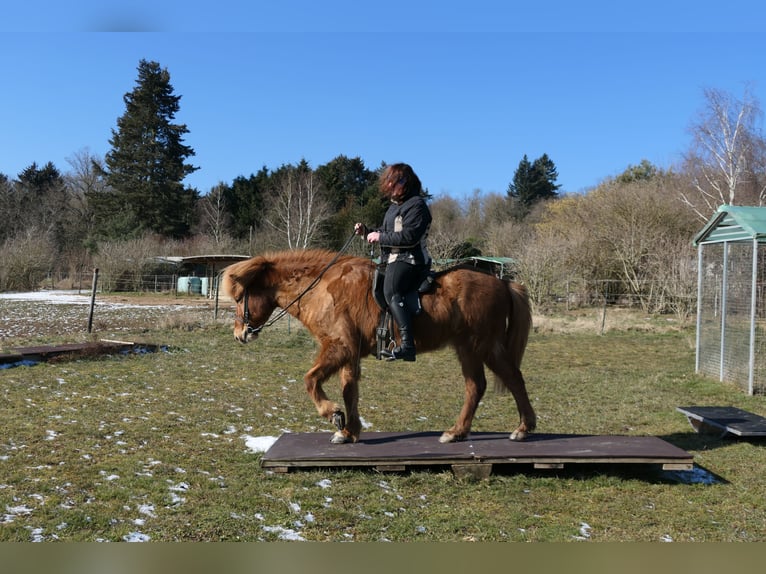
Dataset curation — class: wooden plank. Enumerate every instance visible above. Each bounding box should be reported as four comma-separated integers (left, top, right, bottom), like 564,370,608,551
1,340,161,365
260,431,693,474
677,406,766,437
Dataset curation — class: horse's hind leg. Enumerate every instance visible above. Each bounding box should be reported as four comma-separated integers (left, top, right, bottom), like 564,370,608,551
439,353,487,443
486,353,536,441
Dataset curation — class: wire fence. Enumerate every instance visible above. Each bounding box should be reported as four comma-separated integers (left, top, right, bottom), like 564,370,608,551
696,242,766,395
38,270,697,314
529,278,697,320
41,271,218,297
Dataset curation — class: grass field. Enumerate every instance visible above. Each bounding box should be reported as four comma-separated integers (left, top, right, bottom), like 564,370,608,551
2,295,766,542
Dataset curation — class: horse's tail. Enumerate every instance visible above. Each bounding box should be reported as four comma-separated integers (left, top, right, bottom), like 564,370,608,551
494,281,532,393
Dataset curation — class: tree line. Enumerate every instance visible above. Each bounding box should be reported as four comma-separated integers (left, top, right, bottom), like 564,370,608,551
2,60,765,319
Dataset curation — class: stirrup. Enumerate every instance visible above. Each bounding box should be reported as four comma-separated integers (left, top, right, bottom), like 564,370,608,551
376,311,393,360
382,346,416,362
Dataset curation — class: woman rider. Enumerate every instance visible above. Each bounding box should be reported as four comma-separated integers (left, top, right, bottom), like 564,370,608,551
354,163,432,361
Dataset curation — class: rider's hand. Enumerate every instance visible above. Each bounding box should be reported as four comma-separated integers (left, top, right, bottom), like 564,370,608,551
354,222,367,236
366,231,380,243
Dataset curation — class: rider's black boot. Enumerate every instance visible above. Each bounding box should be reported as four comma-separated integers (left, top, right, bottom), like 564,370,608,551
386,327,416,362
381,295,416,362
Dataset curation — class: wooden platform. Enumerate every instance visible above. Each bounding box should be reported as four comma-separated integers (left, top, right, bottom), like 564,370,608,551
0,340,161,366
677,406,766,438
261,431,694,477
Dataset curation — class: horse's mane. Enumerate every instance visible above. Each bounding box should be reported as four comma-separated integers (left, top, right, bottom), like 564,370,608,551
222,249,361,300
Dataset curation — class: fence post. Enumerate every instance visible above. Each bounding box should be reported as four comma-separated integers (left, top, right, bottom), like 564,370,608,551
87,268,99,333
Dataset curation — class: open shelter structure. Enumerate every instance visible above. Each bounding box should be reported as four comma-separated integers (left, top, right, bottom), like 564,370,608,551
693,205,766,395
159,254,249,319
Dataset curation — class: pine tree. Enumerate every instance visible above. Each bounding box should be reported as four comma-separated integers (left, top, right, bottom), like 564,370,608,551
94,59,198,238
507,154,535,206
507,153,561,212
530,153,561,203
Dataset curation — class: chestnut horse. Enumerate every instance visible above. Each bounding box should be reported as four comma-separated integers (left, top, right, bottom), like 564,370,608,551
221,249,535,444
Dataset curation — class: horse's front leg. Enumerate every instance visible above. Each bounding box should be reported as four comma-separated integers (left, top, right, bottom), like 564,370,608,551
331,362,361,444
439,355,487,443
303,346,359,444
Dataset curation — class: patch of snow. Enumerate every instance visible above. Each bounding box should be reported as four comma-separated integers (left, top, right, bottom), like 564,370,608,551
137,504,156,518
573,522,592,540
0,290,195,310
262,525,305,541
123,532,151,542
6,504,34,515
29,527,45,542
243,435,278,453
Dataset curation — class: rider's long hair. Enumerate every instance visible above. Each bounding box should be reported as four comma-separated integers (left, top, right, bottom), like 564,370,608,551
379,163,423,203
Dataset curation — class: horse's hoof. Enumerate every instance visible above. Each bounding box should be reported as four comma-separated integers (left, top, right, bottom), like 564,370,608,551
330,431,350,444
509,429,528,441
439,432,467,443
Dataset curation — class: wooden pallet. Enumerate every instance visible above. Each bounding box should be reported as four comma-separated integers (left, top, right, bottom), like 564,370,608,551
0,340,161,366
260,431,693,477
677,406,766,438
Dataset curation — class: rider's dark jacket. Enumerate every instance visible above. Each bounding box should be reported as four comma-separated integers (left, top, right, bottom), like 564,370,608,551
377,194,432,267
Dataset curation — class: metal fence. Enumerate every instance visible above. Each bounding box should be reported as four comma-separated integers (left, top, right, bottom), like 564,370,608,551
696,241,766,395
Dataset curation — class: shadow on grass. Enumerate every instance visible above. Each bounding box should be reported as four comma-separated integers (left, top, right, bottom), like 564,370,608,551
659,430,766,452
483,461,727,485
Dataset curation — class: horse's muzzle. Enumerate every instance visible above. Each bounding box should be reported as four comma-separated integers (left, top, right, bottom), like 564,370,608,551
234,327,253,344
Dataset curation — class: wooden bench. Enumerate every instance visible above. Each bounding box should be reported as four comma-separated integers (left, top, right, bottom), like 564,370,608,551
677,406,766,438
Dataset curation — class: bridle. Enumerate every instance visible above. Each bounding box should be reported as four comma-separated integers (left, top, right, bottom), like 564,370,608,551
235,289,263,336
234,231,358,336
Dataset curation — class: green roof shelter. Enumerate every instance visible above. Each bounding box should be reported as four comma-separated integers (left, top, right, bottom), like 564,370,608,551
693,205,766,395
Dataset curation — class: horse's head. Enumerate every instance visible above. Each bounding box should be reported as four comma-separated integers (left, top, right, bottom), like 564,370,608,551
221,258,278,343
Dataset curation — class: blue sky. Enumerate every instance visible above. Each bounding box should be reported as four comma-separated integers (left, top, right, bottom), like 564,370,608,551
2,2,765,199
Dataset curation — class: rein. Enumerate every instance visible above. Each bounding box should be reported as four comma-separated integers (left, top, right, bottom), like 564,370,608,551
238,231,358,335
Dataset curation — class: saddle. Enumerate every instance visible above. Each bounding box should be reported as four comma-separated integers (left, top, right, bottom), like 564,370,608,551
373,264,435,360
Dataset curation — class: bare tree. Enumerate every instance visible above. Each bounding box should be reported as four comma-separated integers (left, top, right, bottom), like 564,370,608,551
199,183,232,246
65,148,106,258
514,225,568,308
682,86,766,220
66,148,108,197
427,195,466,261
265,164,331,249
0,227,56,291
